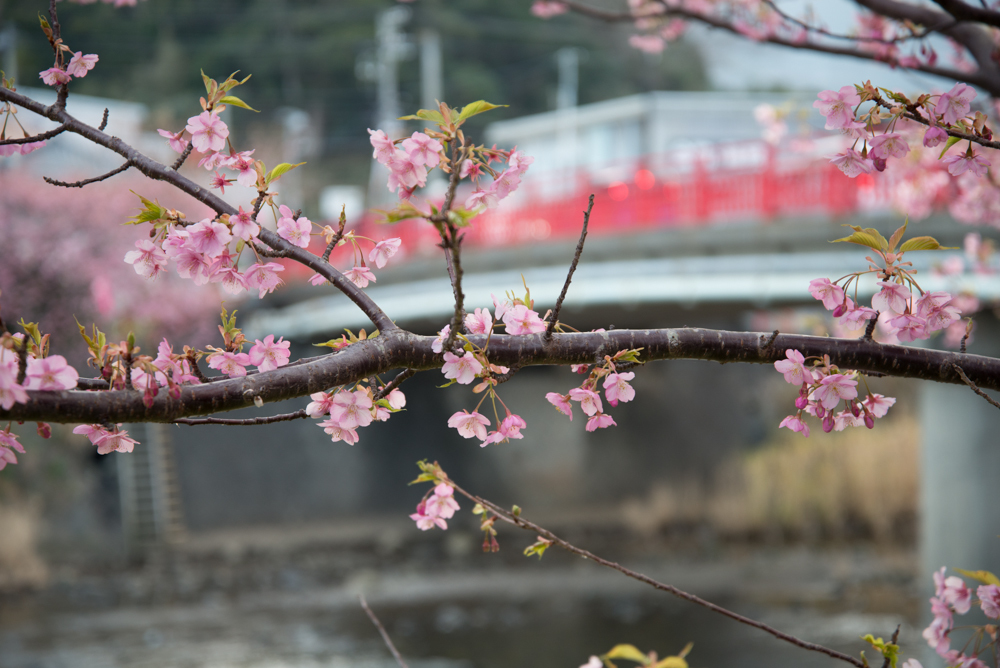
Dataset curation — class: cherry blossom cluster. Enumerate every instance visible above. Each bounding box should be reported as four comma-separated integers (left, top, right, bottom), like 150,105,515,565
775,350,894,437
72,424,138,455
922,568,1000,668
809,223,970,345
308,233,402,289
306,383,406,445
409,482,461,531
545,348,641,432
36,11,99,89
369,101,533,213
815,82,993,179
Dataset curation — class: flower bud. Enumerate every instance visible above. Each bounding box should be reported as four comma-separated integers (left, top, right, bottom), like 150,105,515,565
851,401,861,418
872,156,887,172
795,395,808,409
822,416,834,433
832,302,848,317
814,406,825,419
864,415,875,429
36,422,51,439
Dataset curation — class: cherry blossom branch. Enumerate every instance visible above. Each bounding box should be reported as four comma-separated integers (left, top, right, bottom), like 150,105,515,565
952,363,1000,410
546,194,594,341
557,0,996,92
871,91,1000,150
7,328,1000,424
173,409,308,426
170,143,193,171
320,212,347,263
0,122,68,145
359,596,409,668
444,479,864,668
440,142,469,352
760,0,953,44
374,368,415,400
0,86,396,333
43,160,132,188
928,0,1000,28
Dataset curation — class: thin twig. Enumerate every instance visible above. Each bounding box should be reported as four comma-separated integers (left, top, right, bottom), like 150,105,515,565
952,363,1000,410
44,161,131,188
446,479,864,668
863,313,880,341
174,409,308,426
359,596,409,668
546,194,594,341
171,143,194,171
879,626,901,668
321,208,348,263
98,108,109,132
374,368,415,400
0,122,68,145
760,329,779,351
493,363,521,385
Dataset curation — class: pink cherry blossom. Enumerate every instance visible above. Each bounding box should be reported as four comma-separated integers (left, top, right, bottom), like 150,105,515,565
943,151,991,177
870,133,910,160
94,429,138,455
187,220,232,258
603,372,636,406
507,150,534,175
460,159,483,180
229,150,257,187
207,351,251,377
531,1,568,18
66,52,99,78
465,188,500,209
888,313,929,342
39,67,71,86
410,501,447,531
833,411,864,431
210,171,234,193
245,262,285,298
808,278,845,310
248,335,291,372
978,584,1000,618
124,239,168,279
843,303,878,329
402,132,443,168
24,355,78,391
442,351,483,385
343,266,376,288
425,483,460,518
185,111,229,154
157,128,189,153
936,82,976,125
277,215,312,248
318,418,360,445
230,206,260,241
448,410,490,440
811,373,858,410
387,388,407,410
924,126,948,147
491,169,521,200
493,413,527,442
174,250,214,285
935,569,972,614
774,349,813,385
198,151,228,171
331,389,374,430
368,128,396,165
569,387,603,416
872,281,911,314
386,155,428,193
779,414,811,436
546,392,573,420
831,149,873,178
813,86,861,129
0,441,18,469
306,391,334,418
863,393,896,418
16,141,46,156
503,304,546,335
368,238,402,269
431,325,452,354
0,367,29,410
922,613,951,655
0,427,24,454
464,308,493,335
586,413,617,431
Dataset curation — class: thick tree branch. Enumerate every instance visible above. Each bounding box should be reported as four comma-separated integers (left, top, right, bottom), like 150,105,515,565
0,87,396,333
5,328,1000,424
928,0,1000,28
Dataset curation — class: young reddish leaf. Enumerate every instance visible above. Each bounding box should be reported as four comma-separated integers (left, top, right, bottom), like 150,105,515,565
887,219,907,253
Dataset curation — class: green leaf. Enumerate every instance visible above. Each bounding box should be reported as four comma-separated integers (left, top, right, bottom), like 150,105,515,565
899,236,956,252
523,540,550,560
399,108,446,124
455,100,506,124
939,135,962,159
955,568,1000,586
887,219,907,253
831,226,887,251
862,634,899,668
604,644,650,664
652,657,687,668
265,162,306,185
127,191,168,225
408,472,438,485
219,95,259,112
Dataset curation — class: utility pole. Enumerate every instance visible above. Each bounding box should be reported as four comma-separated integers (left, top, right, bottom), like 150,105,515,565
556,47,580,176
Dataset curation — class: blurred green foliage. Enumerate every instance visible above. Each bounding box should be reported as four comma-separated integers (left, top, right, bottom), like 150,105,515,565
2,0,706,186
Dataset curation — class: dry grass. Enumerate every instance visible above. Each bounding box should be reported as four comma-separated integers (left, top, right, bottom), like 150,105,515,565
623,416,919,542
0,502,49,588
